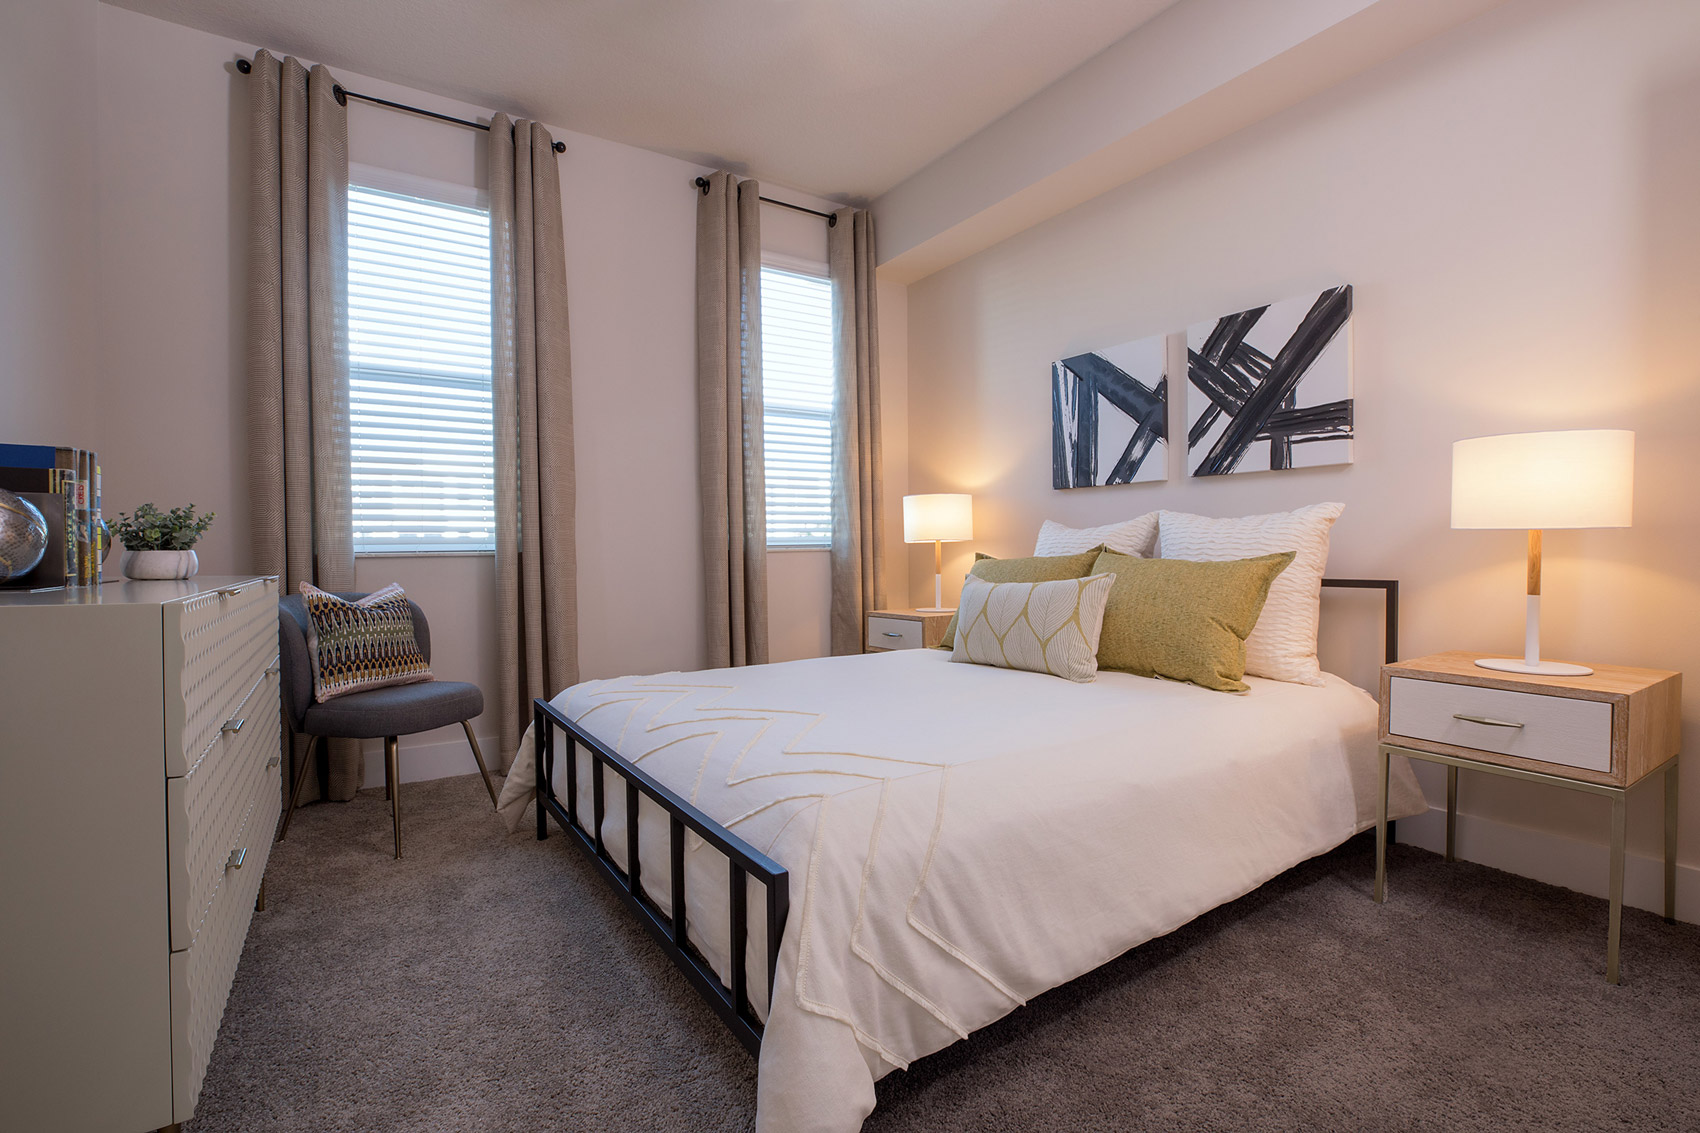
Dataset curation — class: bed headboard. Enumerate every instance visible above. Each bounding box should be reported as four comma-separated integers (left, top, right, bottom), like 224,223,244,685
1319,578,1399,666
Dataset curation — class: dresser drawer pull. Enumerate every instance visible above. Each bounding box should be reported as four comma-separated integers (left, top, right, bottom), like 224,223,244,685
265,662,281,677
227,847,247,871
1452,713,1524,729
222,717,246,734
883,631,903,638
266,755,281,770
217,584,249,597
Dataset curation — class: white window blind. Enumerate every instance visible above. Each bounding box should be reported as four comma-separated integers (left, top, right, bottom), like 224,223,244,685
761,265,835,547
347,182,495,553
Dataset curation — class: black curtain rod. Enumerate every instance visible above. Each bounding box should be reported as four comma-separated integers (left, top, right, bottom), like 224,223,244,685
694,177,836,225
236,56,565,153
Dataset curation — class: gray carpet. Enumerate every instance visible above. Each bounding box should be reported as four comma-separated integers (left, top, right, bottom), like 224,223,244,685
187,773,1700,1133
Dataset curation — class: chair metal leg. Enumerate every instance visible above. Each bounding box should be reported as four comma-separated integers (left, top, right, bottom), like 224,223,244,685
463,720,498,808
278,734,320,842
386,736,402,859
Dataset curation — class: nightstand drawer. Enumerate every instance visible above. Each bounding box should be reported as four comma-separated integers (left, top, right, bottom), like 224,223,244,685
1387,676,1613,772
867,616,923,650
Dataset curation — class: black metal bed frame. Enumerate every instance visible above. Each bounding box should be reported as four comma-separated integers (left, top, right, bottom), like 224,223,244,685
532,698,787,1055
532,577,1398,1056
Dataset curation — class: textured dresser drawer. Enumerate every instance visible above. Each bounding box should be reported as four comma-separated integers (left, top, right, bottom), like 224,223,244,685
867,616,923,650
1387,676,1614,773
169,746,279,1120
164,577,278,777
167,657,280,951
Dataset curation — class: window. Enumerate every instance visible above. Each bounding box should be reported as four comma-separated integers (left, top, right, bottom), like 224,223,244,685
761,264,834,547
347,180,495,553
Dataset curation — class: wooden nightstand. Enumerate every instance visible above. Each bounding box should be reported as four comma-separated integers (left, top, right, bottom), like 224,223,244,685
1374,651,1681,984
865,609,953,653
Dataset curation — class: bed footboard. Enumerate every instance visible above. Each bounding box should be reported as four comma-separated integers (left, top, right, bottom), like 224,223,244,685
532,698,789,1056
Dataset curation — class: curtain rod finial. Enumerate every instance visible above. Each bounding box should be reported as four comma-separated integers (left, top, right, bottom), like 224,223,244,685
695,176,711,195
237,57,252,73
553,140,565,153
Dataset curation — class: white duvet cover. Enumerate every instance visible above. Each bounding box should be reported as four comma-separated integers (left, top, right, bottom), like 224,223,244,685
497,648,1427,1133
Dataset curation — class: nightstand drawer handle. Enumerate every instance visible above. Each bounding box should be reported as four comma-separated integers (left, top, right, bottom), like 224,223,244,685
883,631,903,638
222,717,246,734
1453,713,1524,729
227,847,246,871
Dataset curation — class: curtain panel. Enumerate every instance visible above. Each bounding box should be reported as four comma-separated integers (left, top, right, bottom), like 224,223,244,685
827,207,885,655
489,115,579,762
245,50,362,801
696,172,768,668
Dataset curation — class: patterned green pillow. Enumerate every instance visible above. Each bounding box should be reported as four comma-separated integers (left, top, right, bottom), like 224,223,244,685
938,546,1104,650
1089,550,1295,692
301,582,433,702
951,574,1116,682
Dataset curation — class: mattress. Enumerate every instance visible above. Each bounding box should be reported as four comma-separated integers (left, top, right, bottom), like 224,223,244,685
497,647,1427,1133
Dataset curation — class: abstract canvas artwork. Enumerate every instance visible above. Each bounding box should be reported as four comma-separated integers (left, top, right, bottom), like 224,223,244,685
1186,285,1354,477
1051,333,1168,489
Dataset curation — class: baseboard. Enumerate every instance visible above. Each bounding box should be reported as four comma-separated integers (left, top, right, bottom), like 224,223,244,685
360,729,504,788
1396,806,1696,925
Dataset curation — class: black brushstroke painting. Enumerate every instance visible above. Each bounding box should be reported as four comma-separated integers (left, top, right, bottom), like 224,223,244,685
1186,285,1354,477
1052,340,1168,489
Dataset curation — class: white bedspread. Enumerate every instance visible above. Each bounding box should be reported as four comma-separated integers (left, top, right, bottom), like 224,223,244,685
497,649,1426,1133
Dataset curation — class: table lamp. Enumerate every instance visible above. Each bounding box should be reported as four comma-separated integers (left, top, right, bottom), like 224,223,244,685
1450,429,1634,676
904,493,973,613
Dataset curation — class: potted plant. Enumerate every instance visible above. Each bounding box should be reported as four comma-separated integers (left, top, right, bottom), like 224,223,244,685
111,503,215,580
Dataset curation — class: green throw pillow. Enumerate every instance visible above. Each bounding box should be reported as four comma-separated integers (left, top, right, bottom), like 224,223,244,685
938,547,1104,650
1089,549,1295,692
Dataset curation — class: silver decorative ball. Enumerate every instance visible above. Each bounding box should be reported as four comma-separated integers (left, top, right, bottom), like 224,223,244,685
0,488,49,583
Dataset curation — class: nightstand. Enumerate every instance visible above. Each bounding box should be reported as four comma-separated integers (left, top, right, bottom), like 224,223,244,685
865,608,953,653
1375,651,1681,984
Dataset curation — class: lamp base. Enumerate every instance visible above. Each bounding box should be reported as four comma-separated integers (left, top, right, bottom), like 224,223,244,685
915,607,955,614
1475,657,1595,677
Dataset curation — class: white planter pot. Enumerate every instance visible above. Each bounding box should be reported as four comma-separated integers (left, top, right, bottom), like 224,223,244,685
121,549,199,580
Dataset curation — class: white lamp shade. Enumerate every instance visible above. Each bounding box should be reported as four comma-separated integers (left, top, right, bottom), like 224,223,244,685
1451,429,1633,530
903,493,973,543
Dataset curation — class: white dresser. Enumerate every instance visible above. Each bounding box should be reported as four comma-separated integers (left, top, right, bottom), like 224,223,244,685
0,575,281,1133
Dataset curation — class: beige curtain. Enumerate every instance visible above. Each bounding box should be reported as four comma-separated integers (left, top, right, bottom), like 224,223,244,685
490,116,578,763
696,172,768,667
246,50,362,801
827,208,885,655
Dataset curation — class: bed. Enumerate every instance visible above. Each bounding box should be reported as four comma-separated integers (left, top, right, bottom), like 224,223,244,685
495,579,1428,1133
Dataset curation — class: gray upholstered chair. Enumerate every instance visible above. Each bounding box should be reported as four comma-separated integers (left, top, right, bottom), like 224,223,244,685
275,592,496,858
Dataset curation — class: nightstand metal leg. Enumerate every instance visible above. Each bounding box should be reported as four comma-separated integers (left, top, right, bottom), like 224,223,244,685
1666,760,1680,925
1445,766,1458,863
1607,792,1627,985
1374,747,1389,903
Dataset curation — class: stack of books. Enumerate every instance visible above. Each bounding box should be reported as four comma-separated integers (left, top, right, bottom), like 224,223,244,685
0,444,103,589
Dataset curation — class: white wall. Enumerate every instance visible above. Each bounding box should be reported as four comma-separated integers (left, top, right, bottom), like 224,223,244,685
903,0,1700,918
89,4,895,784
1,0,98,441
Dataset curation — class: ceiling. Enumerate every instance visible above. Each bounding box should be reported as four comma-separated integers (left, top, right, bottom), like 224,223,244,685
107,0,1183,201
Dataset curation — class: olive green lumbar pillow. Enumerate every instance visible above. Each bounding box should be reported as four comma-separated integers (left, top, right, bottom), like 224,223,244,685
1090,549,1295,692
951,573,1116,683
938,546,1105,650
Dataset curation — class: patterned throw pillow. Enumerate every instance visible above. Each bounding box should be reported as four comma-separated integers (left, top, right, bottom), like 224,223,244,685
300,582,433,703
950,573,1115,682
938,547,1105,650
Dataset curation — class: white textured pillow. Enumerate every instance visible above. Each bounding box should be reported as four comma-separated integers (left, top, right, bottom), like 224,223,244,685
1034,513,1159,558
951,573,1115,682
1156,502,1345,686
